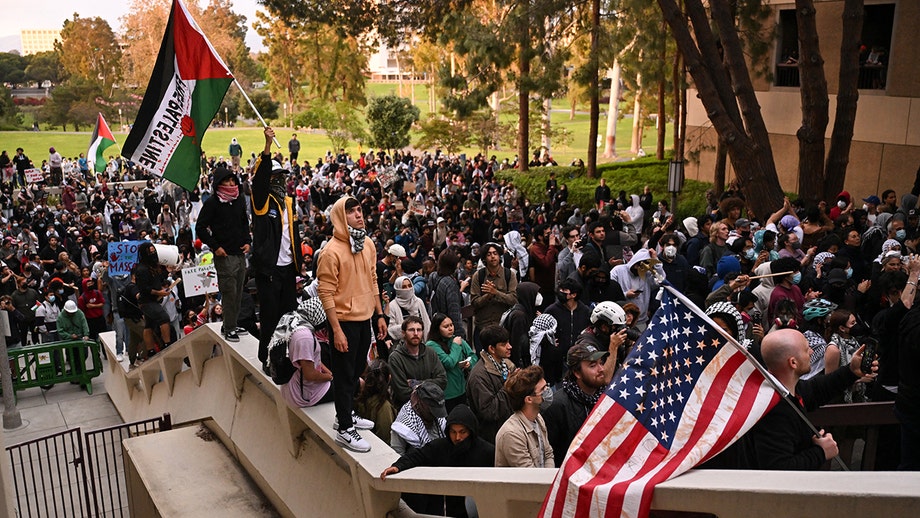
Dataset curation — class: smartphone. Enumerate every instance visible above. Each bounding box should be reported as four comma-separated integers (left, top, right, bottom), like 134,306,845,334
860,337,879,374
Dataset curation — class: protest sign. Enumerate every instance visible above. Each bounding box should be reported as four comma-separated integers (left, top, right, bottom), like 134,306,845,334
182,265,220,297
24,169,44,183
107,241,145,275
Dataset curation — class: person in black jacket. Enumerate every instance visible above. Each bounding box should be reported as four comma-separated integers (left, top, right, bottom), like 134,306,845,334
542,343,610,467
380,404,494,518
504,281,540,367
196,166,251,342
743,328,874,470
251,127,302,368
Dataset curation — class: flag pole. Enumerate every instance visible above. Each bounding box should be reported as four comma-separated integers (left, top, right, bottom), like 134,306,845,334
233,79,281,149
660,284,850,471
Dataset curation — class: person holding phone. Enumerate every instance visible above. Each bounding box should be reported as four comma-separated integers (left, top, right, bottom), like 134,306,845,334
427,313,477,413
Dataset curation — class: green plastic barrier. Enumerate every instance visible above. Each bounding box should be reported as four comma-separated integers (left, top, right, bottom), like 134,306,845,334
5,339,102,396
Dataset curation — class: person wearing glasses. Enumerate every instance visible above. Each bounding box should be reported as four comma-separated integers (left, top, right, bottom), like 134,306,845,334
495,365,554,467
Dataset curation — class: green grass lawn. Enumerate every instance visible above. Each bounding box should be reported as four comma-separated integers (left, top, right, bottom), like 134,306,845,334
1,83,672,168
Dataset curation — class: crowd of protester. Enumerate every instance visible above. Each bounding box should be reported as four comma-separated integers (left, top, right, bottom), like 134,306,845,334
3,137,920,516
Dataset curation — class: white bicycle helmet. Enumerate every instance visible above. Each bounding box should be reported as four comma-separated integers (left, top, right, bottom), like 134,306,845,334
591,301,627,326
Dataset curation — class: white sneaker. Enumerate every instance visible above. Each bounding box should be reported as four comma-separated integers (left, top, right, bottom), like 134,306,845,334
335,427,370,453
116,354,124,362
333,412,375,431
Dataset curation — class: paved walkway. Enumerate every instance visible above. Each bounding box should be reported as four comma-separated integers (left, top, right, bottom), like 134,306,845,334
2,364,121,447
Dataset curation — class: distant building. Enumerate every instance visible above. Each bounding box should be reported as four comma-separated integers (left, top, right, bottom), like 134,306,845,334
20,29,60,55
685,0,920,200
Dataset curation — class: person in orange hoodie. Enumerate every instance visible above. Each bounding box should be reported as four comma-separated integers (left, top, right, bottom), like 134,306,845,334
317,195,388,453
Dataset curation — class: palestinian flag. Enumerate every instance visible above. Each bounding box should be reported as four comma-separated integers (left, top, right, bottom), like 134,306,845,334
88,113,117,173
122,0,233,190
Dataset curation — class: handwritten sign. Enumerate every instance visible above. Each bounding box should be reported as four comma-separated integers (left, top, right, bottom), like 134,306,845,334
107,241,145,275
182,265,220,297
24,168,44,183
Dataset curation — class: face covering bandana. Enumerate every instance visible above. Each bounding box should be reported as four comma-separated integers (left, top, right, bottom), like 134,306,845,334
663,245,677,259
269,173,287,200
535,293,543,306
216,184,239,202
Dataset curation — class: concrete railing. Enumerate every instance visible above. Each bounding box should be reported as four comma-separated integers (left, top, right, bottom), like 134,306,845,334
100,324,920,517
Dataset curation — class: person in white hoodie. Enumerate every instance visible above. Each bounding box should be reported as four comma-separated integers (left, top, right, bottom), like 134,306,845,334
750,261,776,329
625,194,645,237
610,248,665,330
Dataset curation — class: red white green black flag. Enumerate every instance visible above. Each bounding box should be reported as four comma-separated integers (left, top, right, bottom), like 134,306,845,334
87,112,117,173
122,0,233,190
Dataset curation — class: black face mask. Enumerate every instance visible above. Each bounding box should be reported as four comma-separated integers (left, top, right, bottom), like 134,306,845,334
556,291,570,305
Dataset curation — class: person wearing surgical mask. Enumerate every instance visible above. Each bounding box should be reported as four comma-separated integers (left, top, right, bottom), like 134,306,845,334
495,365,554,468
658,233,689,292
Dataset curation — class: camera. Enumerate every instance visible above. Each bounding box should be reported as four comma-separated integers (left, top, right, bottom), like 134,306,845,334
576,235,590,249
614,324,641,342
860,337,879,374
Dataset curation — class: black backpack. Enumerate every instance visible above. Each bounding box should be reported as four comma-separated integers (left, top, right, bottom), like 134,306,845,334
117,282,143,320
268,339,298,385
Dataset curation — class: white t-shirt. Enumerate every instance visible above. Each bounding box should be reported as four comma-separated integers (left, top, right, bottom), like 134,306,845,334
278,203,293,266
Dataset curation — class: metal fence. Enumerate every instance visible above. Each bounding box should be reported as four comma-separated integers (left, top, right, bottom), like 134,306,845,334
6,414,172,517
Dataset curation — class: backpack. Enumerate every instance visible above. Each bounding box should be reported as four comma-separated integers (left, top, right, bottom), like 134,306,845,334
267,311,303,385
117,282,143,320
267,298,328,385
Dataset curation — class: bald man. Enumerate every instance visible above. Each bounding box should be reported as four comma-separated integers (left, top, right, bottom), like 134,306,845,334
745,328,874,470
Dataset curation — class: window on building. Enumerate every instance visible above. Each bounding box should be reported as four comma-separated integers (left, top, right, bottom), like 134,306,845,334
775,4,895,90
858,3,895,90
775,9,800,87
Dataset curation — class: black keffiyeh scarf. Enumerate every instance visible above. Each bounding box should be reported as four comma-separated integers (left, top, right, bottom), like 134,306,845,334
562,376,603,409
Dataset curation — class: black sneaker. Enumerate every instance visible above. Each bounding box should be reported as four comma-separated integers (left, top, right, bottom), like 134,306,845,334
223,329,240,342
235,327,249,335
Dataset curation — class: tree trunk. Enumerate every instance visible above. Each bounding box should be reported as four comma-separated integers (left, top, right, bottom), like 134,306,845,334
657,78,666,159
795,0,830,206
714,138,728,196
658,0,785,219
824,0,864,201
586,0,601,178
518,27,530,172
630,72,643,153
542,98,552,155
603,61,622,159
570,96,576,120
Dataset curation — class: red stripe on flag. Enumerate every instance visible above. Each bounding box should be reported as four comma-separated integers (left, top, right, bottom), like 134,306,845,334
633,352,757,515
699,372,779,465
96,113,115,141
171,0,231,80
545,401,626,517
575,421,665,514
599,352,747,517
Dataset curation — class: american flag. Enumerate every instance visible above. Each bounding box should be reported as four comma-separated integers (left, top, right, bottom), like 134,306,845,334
540,285,780,518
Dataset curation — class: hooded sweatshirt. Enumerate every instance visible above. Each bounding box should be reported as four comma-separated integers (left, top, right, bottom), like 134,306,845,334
504,281,541,366
316,196,379,322
387,340,448,408
386,275,431,340
390,404,495,517
196,167,251,256
611,248,664,327
625,194,645,236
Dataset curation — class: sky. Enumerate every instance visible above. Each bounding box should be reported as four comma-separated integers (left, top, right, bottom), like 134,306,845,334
1,0,266,53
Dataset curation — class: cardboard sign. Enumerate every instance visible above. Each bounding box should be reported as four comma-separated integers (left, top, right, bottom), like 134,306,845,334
24,168,44,183
403,180,416,193
182,265,220,297
408,201,427,216
107,241,145,275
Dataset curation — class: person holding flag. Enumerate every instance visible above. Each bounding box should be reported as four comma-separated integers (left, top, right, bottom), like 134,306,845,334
251,127,302,369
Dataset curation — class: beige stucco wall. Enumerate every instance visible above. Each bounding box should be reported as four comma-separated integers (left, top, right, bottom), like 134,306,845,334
688,1,920,201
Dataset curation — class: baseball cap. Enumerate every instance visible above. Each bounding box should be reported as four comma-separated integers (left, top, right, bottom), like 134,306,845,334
862,195,881,205
734,218,751,228
437,216,445,223
414,381,447,418
387,244,406,258
566,344,609,368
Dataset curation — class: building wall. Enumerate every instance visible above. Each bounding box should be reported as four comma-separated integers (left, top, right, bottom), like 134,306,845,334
19,29,59,55
687,0,920,203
